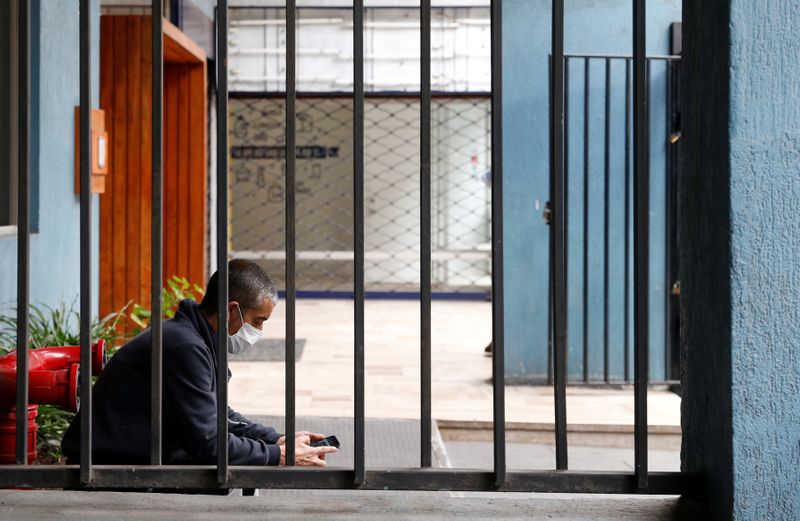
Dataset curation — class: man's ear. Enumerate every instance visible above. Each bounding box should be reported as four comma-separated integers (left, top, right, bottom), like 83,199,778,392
227,301,240,322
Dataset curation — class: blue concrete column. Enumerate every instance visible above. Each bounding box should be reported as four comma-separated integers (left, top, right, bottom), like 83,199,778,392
681,2,800,519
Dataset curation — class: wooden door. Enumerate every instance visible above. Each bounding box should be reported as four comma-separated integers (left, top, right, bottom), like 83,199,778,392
99,16,207,318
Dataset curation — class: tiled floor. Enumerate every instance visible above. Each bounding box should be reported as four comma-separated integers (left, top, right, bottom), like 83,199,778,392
229,299,680,428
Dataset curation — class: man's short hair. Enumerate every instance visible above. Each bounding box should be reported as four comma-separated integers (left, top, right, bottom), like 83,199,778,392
199,259,278,313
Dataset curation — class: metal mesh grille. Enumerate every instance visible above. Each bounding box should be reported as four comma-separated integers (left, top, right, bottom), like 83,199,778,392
230,96,491,293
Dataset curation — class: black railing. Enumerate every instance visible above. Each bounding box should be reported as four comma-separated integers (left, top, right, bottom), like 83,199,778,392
2,0,694,495
550,52,681,386
150,0,164,470
14,0,31,468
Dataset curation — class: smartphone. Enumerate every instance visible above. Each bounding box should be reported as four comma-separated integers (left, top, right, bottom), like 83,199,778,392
310,435,340,449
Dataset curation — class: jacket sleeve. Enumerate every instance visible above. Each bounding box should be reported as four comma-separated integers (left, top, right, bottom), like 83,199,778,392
163,343,282,466
227,407,283,444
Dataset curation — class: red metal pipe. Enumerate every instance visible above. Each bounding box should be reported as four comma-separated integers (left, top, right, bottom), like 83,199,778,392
0,340,105,411
0,339,105,376
0,406,37,464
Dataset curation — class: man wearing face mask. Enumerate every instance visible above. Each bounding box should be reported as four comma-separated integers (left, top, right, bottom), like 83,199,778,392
62,259,335,469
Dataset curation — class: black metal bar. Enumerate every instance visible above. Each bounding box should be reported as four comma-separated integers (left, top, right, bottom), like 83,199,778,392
79,0,93,486
581,58,589,384
664,60,672,382
603,58,611,383
13,0,30,466
547,250,553,385
623,59,631,383
0,466,695,495
633,0,649,490
665,59,681,382
490,0,505,487
150,0,164,468
353,0,366,486
284,0,297,468
547,54,553,388
563,55,569,333
229,91,491,100
564,53,679,60
550,0,568,471
420,0,432,469
14,0,30,466
215,0,230,484
547,55,570,388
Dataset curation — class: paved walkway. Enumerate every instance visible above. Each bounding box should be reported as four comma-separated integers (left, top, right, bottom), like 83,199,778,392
248,415,680,472
0,490,705,521
229,299,681,428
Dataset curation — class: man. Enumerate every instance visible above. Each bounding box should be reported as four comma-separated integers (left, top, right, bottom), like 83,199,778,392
62,259,335,467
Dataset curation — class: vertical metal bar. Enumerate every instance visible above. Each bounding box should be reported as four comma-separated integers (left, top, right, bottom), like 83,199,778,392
150,0,164,468
550,0,568,471
563,55,569,324
15,0,30,466
550,56,570,388
420,0,432,469
644,58,654,381
548,55,570,388
285,0,297,467
665,59,680,382
547,55,553,387
353,0,366,486
603,58,611,383
664,60,672,382
215,0,230,484
79,0,93,486
547,255,553,386
581,58,589,383
633,0,649,490
623,58,631,383
490,0,505,486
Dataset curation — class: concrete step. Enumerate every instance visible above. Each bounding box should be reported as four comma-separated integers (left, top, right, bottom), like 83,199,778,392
0,489,705,521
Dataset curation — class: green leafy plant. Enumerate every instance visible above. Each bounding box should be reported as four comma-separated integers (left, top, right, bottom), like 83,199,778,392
0,277,202,463
0,300,130,463
34,405,75,464
0,300,130,356
129,275,204,331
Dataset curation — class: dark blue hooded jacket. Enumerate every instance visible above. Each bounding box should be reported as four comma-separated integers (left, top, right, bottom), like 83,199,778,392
62,299,281,466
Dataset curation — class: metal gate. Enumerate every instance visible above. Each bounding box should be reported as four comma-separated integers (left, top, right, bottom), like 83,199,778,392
551,54,682,385
2,0,694,495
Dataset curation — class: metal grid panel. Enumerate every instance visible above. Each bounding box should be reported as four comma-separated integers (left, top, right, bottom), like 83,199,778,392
230,95,491,294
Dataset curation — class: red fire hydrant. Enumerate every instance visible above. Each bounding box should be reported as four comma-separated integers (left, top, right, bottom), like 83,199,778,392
0,340,106,463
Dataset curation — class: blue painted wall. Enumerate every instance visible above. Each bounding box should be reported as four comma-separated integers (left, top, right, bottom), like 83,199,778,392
682,1,800,518
502,0,681,382
0,0,100,322
727,1,800,517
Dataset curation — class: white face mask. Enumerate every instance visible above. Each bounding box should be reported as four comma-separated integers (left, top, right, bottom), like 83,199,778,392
227,305,264,355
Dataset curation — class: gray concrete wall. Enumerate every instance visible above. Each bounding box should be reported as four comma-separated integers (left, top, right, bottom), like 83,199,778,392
681,1,800,519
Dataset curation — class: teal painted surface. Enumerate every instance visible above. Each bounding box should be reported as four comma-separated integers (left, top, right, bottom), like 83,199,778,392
727,1,800,518
682,1,800,518
0,0,100,321
502,0,681,381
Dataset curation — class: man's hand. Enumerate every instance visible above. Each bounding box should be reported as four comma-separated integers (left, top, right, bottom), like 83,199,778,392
279,439,337,467
276,431,325,446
